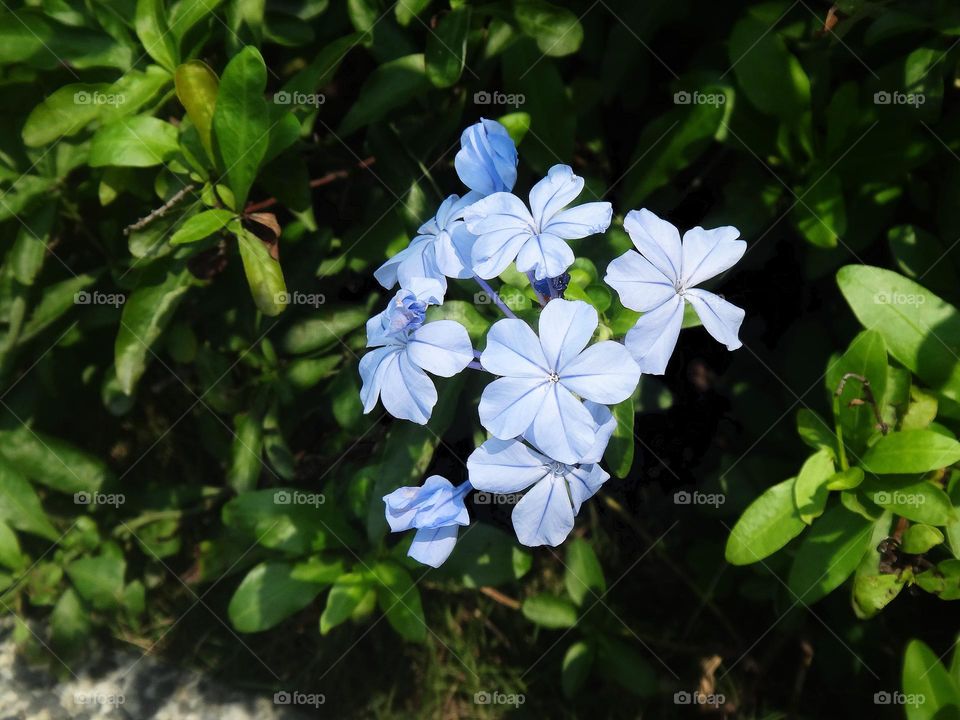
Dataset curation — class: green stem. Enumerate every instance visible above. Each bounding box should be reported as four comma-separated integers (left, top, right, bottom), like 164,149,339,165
832,392,850,471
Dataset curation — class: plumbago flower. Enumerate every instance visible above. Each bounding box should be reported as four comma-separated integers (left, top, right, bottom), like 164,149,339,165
465,164,612,281
367,120,746,567
605,209,746,374
383,476,471,567
360,278,472,424
478,299,640,464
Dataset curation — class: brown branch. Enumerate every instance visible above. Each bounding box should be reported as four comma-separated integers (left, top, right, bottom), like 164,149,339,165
123,184,196,235
478,586,521,610
243,156,376,214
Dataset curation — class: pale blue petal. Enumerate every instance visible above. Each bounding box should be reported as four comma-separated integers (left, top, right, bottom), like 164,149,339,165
623,209,682,284
543,202,613,239
516,232,575,280
396,242,447,291
382,484,428,532
604,249,678,312
414,476,469,528
409,525,460,567
512,474,575,547
407,320,473,377
471,228,531,279
359,346,400,413
565,463,609,514
379,351,437,424
464,192,534,234
435,191,483,228
467,438,550,493
559,341,641,404
455,119,517,195
530,383,597,464
480,318,548,377
374,240,428,289
685,288,745,350
407,277,446,304
580,401,617,465
537,298,598,371
433,223,476,279
680,225,745,289
528,165,584,229
624,294,684,375
478,376,548,439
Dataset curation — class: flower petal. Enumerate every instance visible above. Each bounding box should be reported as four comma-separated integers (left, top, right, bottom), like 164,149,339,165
543,202,612,240
529,383,597,464
409,525,460,567
684,288,745,350
528,165,584,228
396,242,447,290
407,320,473,377
580,401,617,465
455,119,518,195
538,298,597,371
565,463,609,515
623,208,682,284
373,240,427,290
380,351,437,424
478,376,549,439
512,474,575,547
515,232,575,280
467,438,550,493
680,225,745,288
624,294,684,375
481,318,548,377
559,341,641,404
359,346,400,413
604,249,678,312
463,191,534,234
433,223,476,279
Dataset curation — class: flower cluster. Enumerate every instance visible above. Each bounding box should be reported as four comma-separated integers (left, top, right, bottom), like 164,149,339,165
361,119,746,565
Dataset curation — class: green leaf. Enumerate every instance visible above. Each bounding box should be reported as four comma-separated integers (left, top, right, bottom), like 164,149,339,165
227,412,263,493
787,504,872,604
170,209,236,244
867,480,953,526
135,0,179,71
522,594,578,629
228,561,326,633
852,512,903,619
605,397,635,479
115,266,193,395
22,84,107,146
796,408,837,455
729,12,810,119
373,561,426,642
794,449,836,524
175,60,219,159
564,539,606,606
283,33,362,96
902,524,945,554
234,225,287,316
0,521,23,571
395,0,431,26
827,330,888,453
792,171,845,248
320,572,371,634
0,426,109,495
837,265,960,402
725,478,807,565
426,8,469,87
596,636,657,696
860,430,960,474
339,54,429,136
89,116,180,167
212,46,270,207
514,0,583,57
66,553,125,611
562,640,594,699
434,524,530,588
902,639,960,720
169,0,225,40
902,386,940,431
826,467,865,491
50,588,91,656
282,304,370,354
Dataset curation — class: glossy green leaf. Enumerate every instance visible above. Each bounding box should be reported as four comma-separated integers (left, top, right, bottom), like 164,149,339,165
170,209,236,245
426,7,469,87
175,60,219,159
373,561,426,642
228,561,326,633
860,430,960,474
725,478,806,565
66,553,125,611
794,449,836,524
89,116,179,167
562,640,594,699
902,639,960,720
234,225,287,316
320,572,371,634
902,524,945,554
564,538,606,606
514,0,583,57
522,594,578,629
227,412,263,493
135,0,178,70
827,329,888,453
605,396,635,479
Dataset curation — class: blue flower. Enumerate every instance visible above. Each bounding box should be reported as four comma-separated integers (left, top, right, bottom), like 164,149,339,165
455,118,518,196
478,298,640,464
604,209,746,375
383,475,471,567
468,437,608,547
361,279,473,424
464,165,612,280
374,192,483,292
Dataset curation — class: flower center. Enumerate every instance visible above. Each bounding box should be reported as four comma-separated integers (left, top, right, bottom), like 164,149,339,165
546,371,560,383
549,461,570,477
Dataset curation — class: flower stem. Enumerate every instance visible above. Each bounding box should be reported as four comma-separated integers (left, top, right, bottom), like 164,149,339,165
473,275,518,319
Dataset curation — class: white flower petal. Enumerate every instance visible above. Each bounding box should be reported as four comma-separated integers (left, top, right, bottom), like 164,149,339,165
680,225,745,288
623,208,682,285
624,294,684,375
685,288,745,350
